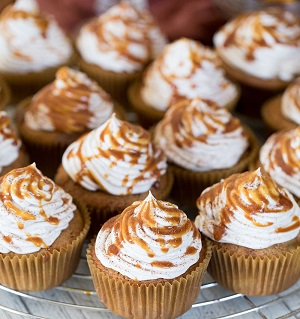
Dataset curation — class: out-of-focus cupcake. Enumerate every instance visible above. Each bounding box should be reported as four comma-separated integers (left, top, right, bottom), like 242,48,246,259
55,114,173,235
0,111,29,176
261,77,300,133
153,98,258,205
76,1,166,106
195,168,300,296
129,38,240,128
259,127,300,203
0,163,90,291
0,76,10,109
0,0,74,102
15,66,121,178
87,192,211,319
213,8,300,117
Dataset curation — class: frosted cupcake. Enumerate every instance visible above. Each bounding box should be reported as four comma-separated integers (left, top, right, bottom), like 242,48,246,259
87,192,211,319
261,77,300,132
0,163,90,291
195,168,300,296
55,114,173,235
15,67,118,178
0,111,29,176
76,1,166,105
153,98,258,204
259,127,300,203
214,8,300,116
129,38,240,128
0,0,74,101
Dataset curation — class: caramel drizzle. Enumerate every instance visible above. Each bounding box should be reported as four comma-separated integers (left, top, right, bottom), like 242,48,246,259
0,112,20,145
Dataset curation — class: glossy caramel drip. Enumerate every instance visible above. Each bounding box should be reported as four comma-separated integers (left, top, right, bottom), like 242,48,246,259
3,235,12,243
26,235,47,248
0,112,19,145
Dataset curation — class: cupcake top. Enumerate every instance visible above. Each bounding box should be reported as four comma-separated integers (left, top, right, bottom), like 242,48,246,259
0,111,22,173
153,98,249,171
76,1,166,73
259,127,300,198
62,114,167,195
0,163,76,254
281,77,300,124
141,38,238,111
95,191,202,280
24,67,114,133
213,8,300,81
195,168,300,249
0,0,73,74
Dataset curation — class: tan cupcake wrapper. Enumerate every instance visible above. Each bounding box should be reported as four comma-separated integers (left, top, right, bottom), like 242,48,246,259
0,76,11,110
87,238,212,319
208,241,300,296
78,56,143,107
169,125,260,204
0,200,90,291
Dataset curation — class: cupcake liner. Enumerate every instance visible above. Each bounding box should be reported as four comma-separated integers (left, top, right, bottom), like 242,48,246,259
169,125,259,205
78,56,142,107
0,76,11,110
0,201,90,291
87,238,211,319
55,166,174,236
208,240,300,296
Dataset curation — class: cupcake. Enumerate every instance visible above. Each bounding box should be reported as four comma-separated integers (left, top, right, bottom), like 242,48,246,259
0,163,90,291
0,76,10,110
76,1,166,105
128,38,240,128
0,111,29,176
195,168,300,296
0,0,74,101
87,192,212,319
259,127,300,203
213,8,300,117
261,77,300,133
15,66,122,179
55,114,173,235
153,98,259,205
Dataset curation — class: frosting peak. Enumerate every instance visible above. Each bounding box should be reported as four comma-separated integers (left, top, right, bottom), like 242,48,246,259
195,169,300,249
95,192,202,280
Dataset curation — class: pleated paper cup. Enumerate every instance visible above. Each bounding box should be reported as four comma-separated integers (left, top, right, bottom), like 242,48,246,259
87,238,212,319
0,201,90,291
208,237,300,296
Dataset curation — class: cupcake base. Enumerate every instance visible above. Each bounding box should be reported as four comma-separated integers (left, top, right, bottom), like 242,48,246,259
87,237,212,319
208,235,300,296
0,76,11,110
0,146,30,176
0,201,90,291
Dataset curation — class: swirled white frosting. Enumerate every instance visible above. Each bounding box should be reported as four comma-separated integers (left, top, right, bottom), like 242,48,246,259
0,163,76,254
76,2,166,73
141,38,238,111
195,168,300,249
260,128,300,198
213,9,300,81
0,111,22,173
24,67,113,133
281,77,300,124
153,98,249,171
62,114,167,195
0,0,73,73
95,192,202,280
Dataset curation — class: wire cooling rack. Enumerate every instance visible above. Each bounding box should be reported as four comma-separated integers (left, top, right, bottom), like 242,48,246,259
0,242,299,319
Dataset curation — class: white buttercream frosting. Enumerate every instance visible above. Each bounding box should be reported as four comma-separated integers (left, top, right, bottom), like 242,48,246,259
141,38,238,111
260,127,300,198
0,163,76,254
62,114,167,195
281,77,300,124
76,1,166,73
0,111,21,173
95,192,202,280
153,98,249,171
213,8,300,81
195,168,300,249
0,0,73,73
24,67,113,133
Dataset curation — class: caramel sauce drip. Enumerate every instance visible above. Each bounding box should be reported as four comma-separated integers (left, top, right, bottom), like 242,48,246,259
26,236,47,248
276,216,300,233
3,235,12,244
198,169,294,240
151,261,174,268
66,117,165,194
0,112,19,145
